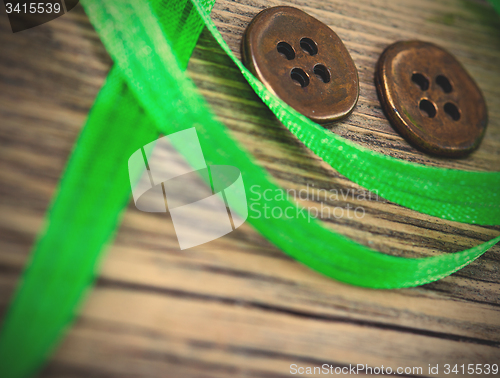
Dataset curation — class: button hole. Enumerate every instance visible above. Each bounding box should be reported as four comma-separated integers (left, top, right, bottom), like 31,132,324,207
444,102,460,121
290,68,310,88
412,73,429,91
313,64,331,83
436,75,453,93
277,41,295,60
300,37,318,56
419,99,437,118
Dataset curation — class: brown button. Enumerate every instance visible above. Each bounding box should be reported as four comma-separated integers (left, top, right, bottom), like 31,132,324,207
375,41,488,157
241,6,359,124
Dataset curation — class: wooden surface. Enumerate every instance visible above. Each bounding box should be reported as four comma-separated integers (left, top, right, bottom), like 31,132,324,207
1,0,500,377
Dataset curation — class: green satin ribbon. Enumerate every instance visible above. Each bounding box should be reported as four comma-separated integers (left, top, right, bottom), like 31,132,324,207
0,1,498,377
491,0,500,15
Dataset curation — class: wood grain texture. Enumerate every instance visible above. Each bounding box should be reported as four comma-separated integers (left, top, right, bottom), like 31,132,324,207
0,0,499,377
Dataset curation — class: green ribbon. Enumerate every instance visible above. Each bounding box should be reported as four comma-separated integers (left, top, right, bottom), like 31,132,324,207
490,0,500,15
0,0,499,377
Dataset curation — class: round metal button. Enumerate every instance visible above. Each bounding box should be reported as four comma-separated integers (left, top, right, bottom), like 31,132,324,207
241,6,359,124
375,41,488,157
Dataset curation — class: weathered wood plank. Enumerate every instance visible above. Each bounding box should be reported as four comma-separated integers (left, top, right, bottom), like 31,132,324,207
0,0,499,377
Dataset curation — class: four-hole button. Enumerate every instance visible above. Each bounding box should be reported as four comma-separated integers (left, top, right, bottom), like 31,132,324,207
375,41,487,157
241,6,359,124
